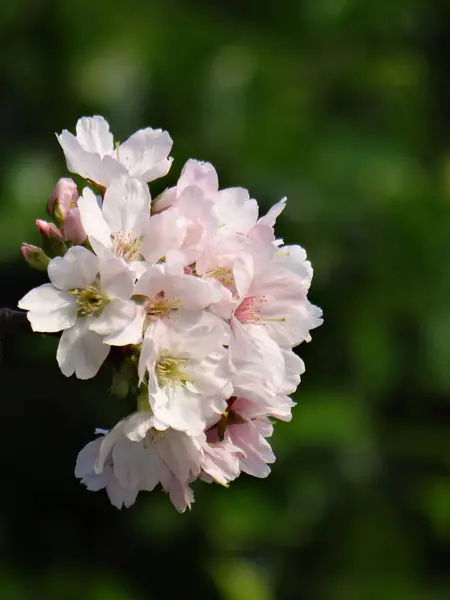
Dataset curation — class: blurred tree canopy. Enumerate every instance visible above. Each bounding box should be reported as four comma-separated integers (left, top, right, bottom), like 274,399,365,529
0,1,449,599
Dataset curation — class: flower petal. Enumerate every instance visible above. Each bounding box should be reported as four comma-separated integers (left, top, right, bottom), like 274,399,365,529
75,116,114,155
89,299,137,337
57,318,110,379
99,253,134,299
102,176,151,236
18,284,77,332
119,128,173,182
78,187,112,249
103,306,146,346
48,245,99,290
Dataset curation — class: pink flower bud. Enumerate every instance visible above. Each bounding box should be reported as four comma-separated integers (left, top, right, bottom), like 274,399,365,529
20,243,50,271
63,207,87,245
48,178,78,221
36,220,67,257
36,219,64,242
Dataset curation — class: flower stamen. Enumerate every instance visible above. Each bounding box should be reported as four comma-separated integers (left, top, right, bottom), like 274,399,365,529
204,267,236,294
111,232,143,262
145,292,181,321
70,284,108,317
235,296,286,324
156,353,192,388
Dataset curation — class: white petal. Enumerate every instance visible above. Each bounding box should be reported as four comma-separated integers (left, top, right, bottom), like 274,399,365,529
214,187,258,234
156,429,201,481
89,299,136,336
106,477,139,509
122,411,154,442
57,131,91,179
75,116,114,155
75,438,102,476
57,131,124,186
78,187,112,249
150,386,206,436
81,469,111,492
48,246,99,290
140,208,186,264
166,478,195,513
258,197,286,227
57,318,110,379
112,437,162,492
119,128,173,182
165,274,222,309
177,159,219,196
102,176,151,235
18,284,77,332
99,253,134,299
103,306,146,346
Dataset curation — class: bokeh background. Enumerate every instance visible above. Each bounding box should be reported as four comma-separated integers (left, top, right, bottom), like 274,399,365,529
1,1,449,598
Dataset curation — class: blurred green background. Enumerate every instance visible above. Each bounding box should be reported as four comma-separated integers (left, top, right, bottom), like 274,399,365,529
1,0,449,598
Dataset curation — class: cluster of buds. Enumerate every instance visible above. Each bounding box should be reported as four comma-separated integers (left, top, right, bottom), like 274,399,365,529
18,116,322,511
21,178,84,269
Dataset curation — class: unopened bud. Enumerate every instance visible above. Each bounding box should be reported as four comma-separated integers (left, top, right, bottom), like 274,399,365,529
63,208,87,245
36,219,67,257
20,243,50,271
48,178,78,223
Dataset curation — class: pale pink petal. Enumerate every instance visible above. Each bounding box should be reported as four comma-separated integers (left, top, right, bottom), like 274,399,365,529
214,187,259,234
122,411,154,442
156,429,201,482
177,159,219,196
98,253,134,300
89,299,137,336
258,197,286,227
102,177,151,235
56,131,95,179
75,116,114,155
63,207,87,244
164,476,195,513
78,187,112,249
103,306,146,346
165,273,222,309
48,245,99,290
57,318,110,379
119,128,173,182
75,438,103,479
111,438,159,492
106,476,139,509
18,284,77,332
140,208,186,264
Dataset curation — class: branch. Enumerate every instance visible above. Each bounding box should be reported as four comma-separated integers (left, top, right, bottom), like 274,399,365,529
0,308,32,336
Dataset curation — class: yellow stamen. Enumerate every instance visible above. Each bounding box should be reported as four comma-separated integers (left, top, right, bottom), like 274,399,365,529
70,284,108,317
155,354,192,387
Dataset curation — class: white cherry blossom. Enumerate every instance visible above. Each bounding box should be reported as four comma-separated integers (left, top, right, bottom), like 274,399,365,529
78,176,151,275
18,115,324,511
75,412,202,511
57,116,173,188
138,319,232,436
18,246,138,378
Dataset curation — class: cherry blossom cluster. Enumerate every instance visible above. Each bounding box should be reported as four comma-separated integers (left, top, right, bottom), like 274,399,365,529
18,116,322,511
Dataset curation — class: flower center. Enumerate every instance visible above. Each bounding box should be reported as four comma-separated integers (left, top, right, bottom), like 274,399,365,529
146,292,181,321
70,284,108,317
155,353,192,388
112,231,142,262
206,398,247,442
234,295,286,324
142,428,166,449
204,267,236,295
